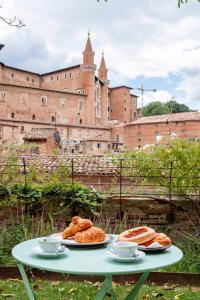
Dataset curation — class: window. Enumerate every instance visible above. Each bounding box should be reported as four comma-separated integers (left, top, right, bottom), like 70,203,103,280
0,91,7,101
32,79,34,83
21,94,27,104
79,119,82,124
65,74,67,78
27,77,29,81
57,76,59,80
11,112,15,118
60,98,66,108
97,143,101,149
32,115,36,120
124,108,126,111
134,111,137,118
108,144,111,150
60,128,63,134
155,131,160,137
116,135,119,141
11,73,14,78
52,116,55,122
78,100,83,111
137,131,142,137
69,73,71,78
108,106,110,112
21,126,25,133
41,96,48,106
51,76,53,80
0,126,2,139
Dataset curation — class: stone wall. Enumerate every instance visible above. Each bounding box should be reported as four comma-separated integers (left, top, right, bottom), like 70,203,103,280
1,196,199,231
101,196,199,231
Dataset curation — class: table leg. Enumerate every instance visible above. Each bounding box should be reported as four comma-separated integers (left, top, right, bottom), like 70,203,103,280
125,272,150,300
17,262,35,300
95,275,117,300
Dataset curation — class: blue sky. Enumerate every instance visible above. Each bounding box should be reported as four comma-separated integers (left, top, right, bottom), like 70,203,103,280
0,0,200,110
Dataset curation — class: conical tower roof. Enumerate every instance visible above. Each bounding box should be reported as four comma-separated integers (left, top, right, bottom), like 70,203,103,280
99,53,106,70
85,33,93,52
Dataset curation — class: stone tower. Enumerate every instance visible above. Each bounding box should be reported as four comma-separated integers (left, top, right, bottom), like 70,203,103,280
98,52,109,126
81,33,96,125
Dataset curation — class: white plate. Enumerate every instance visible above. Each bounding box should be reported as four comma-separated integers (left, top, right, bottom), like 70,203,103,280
50,233,113,248
32,246,69,258
107,250,145,263
138,244,172,252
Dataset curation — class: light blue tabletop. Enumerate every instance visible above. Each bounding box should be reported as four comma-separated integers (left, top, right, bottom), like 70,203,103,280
12,236,183,276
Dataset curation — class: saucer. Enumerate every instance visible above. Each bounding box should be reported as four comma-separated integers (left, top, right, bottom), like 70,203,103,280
107,250,145,263
138,243,172,252
32,246,69,258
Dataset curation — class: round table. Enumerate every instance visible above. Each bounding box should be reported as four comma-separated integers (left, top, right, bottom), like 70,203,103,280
12,236,183,300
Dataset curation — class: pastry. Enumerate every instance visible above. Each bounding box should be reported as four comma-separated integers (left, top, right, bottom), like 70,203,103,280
118,226,157,244
62,216,93,239
75,226,106,243
141,233,171,247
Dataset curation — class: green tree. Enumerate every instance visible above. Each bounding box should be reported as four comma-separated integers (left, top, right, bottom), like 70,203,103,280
143,101,170,116
143,101,192,117
166,101,191,113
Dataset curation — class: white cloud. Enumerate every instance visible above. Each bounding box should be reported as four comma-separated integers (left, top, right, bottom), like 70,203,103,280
0,0,200,110
138,90,173,108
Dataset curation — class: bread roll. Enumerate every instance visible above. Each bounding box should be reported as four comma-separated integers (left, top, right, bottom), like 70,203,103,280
75,226,106,243
118,226,157,244
62,216,93,239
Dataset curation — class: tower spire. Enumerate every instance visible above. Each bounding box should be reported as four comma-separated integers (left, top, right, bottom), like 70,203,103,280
99,50,106,70
85,30,93,52
82,32,96,69
98,50,108,82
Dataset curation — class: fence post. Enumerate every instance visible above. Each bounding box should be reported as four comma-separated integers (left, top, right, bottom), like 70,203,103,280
22,157,27,187
118,158,124,221
71,157,75,216
22,157,28,214
71,157,74,185
167,161,174,223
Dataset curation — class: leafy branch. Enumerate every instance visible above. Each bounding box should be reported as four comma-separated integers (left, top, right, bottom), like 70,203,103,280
0,15,25,27
178,0,200,7
0,5,25,28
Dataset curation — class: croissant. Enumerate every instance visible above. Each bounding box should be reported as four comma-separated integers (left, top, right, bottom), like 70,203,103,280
75,226,106,243
62,216,93,239
153,233,171,247
141,233,171,247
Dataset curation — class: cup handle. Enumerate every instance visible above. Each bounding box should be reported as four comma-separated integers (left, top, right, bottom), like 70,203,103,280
107,244,116,255
58,245,66,252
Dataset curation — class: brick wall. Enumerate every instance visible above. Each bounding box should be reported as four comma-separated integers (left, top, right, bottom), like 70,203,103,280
1,196,199,231
101,196,199,231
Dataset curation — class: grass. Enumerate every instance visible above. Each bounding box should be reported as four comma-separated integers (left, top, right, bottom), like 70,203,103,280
0,279,200,300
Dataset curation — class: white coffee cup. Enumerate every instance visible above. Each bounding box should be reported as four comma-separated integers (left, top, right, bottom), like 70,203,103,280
107,242,138,258
38,237,62,253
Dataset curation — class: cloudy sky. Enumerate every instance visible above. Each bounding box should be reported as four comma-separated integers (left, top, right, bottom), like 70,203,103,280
0,0,200,110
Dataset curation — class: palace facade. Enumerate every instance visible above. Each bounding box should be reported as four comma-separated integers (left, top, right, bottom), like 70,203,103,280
0,35,138,154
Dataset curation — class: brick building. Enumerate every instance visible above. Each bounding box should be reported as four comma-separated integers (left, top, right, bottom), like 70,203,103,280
0,35,199,154
112,111,200,150
0,35,138,154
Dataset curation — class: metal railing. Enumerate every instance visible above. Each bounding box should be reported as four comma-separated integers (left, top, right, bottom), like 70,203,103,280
0,155,199,220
